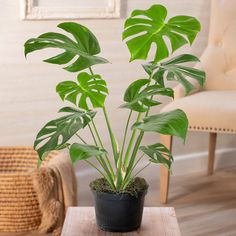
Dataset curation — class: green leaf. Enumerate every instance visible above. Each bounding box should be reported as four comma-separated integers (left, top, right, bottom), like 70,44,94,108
120,79,174,112
133,109,188,140
56,72,108,110
163,54,200,65
156,54,206,95
70,143,107,163
140,143,173,169
123,5,201,62
34,107,96,160
142,63,157,76
24,22,109,72
152,69,165,87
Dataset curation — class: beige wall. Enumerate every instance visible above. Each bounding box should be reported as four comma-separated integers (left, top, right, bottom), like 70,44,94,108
0,0,235,179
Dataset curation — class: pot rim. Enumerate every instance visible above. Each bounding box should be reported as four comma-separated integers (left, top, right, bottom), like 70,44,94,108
91,188,148,200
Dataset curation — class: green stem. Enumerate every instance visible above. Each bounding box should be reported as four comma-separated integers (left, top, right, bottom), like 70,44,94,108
123,71,155,185
124,106,152,182
88,120,114,183
88,66,115,179
120,110,132,159
116,110,133,190
123,112,142,167
102,106,119,164
76,133,87,144
131,153,145,172
126,96,153,170
126,132,144,175
133,162,151,178
120,153,145,190
91,120,104,148
85,160,115,189
85,160,105,178
88,123,98,146
91,119,115,177
88,67,93,75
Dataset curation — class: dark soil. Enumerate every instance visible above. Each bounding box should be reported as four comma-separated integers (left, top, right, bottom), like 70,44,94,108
89,177,148,197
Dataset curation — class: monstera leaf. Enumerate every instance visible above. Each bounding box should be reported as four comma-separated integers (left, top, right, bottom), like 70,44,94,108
123,4,200,62
120,79,174,112
140,143,173,169
34,107,96,161
56,72,108,110
133,109,188,140
153,54,206,94
24,22,109,72
70,143,107,163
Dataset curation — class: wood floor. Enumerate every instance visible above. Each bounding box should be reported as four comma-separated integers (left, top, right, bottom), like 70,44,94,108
0,167,235,236
147,167,236,236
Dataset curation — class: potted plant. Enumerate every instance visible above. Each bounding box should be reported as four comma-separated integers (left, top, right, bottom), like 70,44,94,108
24,4,205,232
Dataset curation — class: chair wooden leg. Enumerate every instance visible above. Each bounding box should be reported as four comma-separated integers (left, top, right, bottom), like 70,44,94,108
160,135,173,204
208,132,217,175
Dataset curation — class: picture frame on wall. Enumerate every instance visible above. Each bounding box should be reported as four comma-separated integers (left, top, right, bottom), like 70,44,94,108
20,0,121,20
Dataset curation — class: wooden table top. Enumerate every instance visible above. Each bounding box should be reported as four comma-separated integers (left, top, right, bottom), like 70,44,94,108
61,207,181,236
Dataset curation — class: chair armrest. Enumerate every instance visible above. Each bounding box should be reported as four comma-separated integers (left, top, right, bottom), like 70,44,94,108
173,84,186,100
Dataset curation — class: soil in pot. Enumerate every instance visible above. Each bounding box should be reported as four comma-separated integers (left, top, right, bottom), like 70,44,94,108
90,177,148,232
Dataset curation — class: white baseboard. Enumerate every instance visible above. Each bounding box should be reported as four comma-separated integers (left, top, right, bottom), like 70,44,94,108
76,148,236,179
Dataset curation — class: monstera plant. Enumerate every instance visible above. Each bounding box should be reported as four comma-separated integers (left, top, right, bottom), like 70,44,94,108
25,4,205,232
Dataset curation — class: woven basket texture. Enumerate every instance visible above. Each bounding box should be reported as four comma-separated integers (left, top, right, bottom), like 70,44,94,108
0,146,42,232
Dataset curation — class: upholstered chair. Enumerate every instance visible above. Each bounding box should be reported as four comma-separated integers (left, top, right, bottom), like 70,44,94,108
159,0,236,204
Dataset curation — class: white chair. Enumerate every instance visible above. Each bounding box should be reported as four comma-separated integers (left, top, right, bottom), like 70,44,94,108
160,0,236,203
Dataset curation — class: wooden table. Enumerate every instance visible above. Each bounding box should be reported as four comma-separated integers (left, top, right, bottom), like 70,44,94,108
61,207,181,236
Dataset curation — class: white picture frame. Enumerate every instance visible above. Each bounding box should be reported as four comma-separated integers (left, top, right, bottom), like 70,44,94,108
20,0,121,20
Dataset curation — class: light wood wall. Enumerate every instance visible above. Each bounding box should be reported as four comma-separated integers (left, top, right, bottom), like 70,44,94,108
0,0,235,176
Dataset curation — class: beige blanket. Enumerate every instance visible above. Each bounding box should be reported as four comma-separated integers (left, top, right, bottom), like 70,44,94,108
33,150,77,236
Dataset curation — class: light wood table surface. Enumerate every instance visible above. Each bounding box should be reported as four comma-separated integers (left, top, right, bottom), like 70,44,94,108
61,207,181,236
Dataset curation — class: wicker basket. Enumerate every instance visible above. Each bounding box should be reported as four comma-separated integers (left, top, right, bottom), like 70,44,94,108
0,146,42,232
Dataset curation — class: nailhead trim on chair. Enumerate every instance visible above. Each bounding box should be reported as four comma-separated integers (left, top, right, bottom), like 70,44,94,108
189,126,236,133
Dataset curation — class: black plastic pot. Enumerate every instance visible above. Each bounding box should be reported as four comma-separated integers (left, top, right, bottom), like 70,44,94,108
92,189,148,232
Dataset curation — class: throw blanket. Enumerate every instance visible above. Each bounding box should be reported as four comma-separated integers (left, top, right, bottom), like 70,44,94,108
33,150,77,236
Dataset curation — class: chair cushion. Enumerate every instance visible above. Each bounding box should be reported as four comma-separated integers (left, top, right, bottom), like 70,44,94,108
161,91,236,134
201,0,236,91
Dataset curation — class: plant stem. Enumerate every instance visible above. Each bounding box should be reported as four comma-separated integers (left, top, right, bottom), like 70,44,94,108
102,106,119,164
126,131,144,175
88,123,98,146
122,161,150,190
91,119,115,177
85,160,105,177
120,110,132,159
133,162,151,178
75,133,114,179
76,133,87,144
116,110,133,190
88,67,93,75
89,67,115,179
123,112,142,167
123,71,155,186
131,153,145,172
124,105,152,181
120,153,145,190
85,160,115,189
88,120,114,182
91,120,103,147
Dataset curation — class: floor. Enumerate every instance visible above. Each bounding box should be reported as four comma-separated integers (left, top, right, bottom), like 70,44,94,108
0,167,235,236
151,167,236,236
